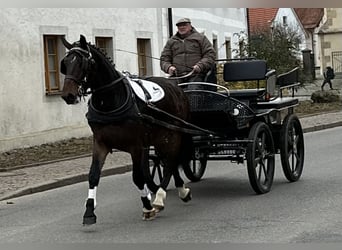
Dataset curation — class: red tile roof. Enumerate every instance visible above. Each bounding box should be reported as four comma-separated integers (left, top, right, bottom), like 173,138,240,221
294,8,324,29
248,8,279,34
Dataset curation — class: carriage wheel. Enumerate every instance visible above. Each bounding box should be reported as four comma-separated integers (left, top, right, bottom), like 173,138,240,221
182,157,207,182
280,114,304,182
148,154,164,186
246,122,275,194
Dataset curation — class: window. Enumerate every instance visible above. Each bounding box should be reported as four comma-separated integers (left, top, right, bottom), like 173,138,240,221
212,36,218,59
283,16,288,26
95,37,113,60
137,38,152,76
43,35,65,94
225,40,232,59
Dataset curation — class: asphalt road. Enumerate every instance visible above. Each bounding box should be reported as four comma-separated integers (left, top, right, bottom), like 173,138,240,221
1,127,342,243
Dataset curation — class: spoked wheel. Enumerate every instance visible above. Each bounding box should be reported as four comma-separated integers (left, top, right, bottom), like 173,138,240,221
182,155,207,182
148,154,164,186
280,114,305,182
246,122,275,194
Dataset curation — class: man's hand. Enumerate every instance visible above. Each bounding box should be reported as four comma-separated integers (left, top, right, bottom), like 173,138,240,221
193,64,201,73
168,66,177,75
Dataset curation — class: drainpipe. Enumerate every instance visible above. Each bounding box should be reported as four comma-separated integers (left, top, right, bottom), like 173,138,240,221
168,8,173,38
246,8,251,56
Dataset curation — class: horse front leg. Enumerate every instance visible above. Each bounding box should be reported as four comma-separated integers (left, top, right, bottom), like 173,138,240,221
83,142,109,225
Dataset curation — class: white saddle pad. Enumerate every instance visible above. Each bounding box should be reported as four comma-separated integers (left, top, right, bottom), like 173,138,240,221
128,78,165,103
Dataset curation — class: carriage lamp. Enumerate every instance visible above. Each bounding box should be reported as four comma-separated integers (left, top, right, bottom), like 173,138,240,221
232,108,240,116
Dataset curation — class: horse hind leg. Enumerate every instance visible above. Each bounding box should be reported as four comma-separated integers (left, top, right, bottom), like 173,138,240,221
173,168,192,202
132,149,157,220
176,135,192,202
140,184,156,220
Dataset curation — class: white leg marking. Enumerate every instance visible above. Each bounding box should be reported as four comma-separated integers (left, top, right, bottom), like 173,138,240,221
178,185,190,199
87,187,97,208
140,184,152,201
152,187,166,208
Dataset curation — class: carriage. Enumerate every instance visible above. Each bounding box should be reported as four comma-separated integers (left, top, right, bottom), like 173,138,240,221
149,58,304,194
60,35,304,223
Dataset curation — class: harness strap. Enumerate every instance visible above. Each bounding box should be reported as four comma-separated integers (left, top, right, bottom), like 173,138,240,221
140,114,211,136
146,103,219,136
135,79,152,101
91,75,126,94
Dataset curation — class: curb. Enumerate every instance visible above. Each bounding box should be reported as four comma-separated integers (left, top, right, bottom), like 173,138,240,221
302,121,342,133
1,121,342,202
0,164,132,201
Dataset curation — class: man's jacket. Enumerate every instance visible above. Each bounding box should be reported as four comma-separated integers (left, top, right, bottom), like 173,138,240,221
160,28,216,76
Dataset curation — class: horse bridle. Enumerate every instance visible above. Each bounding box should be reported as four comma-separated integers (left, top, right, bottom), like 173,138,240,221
61,46,94,96
61,46,126,97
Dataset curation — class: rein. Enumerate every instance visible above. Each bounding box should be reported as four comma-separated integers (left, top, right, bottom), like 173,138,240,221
67,44,212,136
142,103,218,136
91,75,126,94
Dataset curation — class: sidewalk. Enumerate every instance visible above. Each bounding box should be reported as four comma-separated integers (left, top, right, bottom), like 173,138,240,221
0,78,341,202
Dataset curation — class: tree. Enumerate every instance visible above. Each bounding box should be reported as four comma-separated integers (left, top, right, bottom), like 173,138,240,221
234,23,303,74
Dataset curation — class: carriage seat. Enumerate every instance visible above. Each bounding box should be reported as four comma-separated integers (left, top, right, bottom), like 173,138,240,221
228,88,266,99
223,59,276,101
255,67,300,110
276,67,300,98
255,97,298,110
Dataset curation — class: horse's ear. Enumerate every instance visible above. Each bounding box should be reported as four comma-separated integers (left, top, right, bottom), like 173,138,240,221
79,35,88,49
61,36,73,49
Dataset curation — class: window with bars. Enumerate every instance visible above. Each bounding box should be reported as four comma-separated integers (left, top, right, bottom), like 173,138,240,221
43,35,64,94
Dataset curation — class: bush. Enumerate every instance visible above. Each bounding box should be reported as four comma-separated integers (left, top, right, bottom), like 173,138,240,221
311,90,340,103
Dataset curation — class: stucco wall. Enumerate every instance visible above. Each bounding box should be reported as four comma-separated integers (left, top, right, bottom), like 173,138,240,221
274,8,307,53
0,8,162,152
317,8,342,74
0,8,247,152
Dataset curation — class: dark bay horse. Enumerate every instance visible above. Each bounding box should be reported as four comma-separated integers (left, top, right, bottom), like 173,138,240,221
60,35,192,224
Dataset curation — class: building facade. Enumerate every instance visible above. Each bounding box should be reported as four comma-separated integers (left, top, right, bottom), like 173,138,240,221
0,8,247,152
317,8,342,75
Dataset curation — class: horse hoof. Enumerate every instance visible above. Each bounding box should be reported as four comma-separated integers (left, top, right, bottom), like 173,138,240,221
181,190,192,203
83,215,97,225
152,204,165,213
142,208,156,221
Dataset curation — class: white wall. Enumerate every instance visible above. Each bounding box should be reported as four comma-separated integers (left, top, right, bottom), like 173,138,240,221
0,8,162,152
274,8,307,54
0,8,247,152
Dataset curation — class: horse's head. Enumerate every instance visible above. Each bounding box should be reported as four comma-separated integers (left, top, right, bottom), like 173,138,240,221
60,35,94,104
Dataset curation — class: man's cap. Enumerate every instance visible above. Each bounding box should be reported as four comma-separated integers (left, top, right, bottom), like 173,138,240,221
176,18,191,26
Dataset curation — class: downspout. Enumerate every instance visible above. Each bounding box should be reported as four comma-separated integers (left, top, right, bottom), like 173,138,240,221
168,8,173,38
246,8,251,57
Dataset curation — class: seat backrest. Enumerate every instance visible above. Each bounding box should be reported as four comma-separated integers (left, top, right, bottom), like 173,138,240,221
276,67,299,88
276,67,300,98
223,60,267,82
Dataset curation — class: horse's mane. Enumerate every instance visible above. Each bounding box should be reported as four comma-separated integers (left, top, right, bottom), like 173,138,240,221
90,43,114,66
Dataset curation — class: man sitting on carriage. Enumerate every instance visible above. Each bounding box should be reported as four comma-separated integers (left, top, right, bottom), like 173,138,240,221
160,17,216,85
